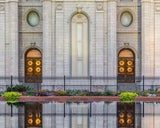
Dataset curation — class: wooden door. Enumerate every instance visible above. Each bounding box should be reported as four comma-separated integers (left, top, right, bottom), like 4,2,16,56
117,103,135,128
25,49,42,83
118,49,135,83
25,103,42,128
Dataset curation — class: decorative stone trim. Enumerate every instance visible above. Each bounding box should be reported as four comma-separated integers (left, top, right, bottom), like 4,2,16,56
0,4,4,11
96,2,104,11
56,2,63,11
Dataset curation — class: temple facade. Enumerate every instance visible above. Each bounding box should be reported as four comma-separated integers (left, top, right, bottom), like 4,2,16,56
0,0,159,91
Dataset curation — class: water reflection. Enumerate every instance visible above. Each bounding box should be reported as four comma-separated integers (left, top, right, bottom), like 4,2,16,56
0,101,160,128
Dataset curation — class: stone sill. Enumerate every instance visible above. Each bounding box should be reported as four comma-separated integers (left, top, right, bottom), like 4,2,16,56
0,96,160,102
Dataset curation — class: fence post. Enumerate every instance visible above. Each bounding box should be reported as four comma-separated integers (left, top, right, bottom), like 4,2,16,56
11,75,13,91
64,75,66,91
116,75,118,92
143,76,144,91
90,76,92,92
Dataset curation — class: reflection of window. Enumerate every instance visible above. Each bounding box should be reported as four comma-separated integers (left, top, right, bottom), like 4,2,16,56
71,106,88,128
27,11,39,27
71,14,88,77
121,12,133,27
117,103,135,128
25,103,42,128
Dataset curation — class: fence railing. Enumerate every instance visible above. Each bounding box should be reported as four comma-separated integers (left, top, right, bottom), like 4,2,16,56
0,76,160,92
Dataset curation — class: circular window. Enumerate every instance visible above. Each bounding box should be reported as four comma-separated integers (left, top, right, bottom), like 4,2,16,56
121,12,133,27
27,11,39,27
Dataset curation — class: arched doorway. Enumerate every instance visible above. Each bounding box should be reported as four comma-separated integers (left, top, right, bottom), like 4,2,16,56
117,103,135,128
25,103,42,128
25,48,42,83
118,49,135,83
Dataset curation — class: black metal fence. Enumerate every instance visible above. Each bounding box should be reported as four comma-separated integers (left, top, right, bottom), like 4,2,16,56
1,76,160,92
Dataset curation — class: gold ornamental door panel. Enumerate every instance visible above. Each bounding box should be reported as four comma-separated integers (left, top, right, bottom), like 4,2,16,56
25,103,42,128
118,57,135,83
25,57,42,83
117,103,135,128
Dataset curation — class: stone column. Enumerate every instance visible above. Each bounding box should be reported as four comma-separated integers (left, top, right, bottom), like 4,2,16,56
107,0,117,89
141,103,154,128
55,2,64,90
154,3,160,86
8,0,19,84
95,2,104,86
43,103,52,128
107,102,117,128
42,0,52,89
0,102,6,128
0,4,6,88
141,0,152,86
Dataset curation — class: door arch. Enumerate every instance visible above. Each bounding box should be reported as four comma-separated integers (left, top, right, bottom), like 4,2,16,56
25,48,42,83
118,49,135,83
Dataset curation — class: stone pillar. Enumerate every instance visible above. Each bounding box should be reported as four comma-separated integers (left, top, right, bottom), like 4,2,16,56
0,3,6,88
0,102,6,128
141,103,154,128
43,103,52,128
107,102,117,128
42,0,52,88
154,103,160,128
95,102,104,128
141,0,152,86
95,2,104,86
55,2,64,90
154,3,160,86
107,0,117,89
56,103,64,128
8,0,19,84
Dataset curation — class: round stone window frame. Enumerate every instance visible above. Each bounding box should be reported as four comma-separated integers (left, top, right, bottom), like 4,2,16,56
118,9,135,28
120,11,133,27
26,9,40,27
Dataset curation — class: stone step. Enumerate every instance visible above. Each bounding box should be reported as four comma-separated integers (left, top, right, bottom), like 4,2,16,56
118,83,140,92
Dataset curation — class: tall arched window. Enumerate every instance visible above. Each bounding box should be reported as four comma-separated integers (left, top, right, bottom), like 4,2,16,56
71,14,88,77
25,48,42,83
118,49,135,83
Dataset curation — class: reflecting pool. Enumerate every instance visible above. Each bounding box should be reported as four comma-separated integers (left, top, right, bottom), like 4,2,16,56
0,101,159,128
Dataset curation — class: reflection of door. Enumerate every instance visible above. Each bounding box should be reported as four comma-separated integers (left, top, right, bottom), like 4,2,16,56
118,49,135,83
25,49,42,83
117,103,135,128
25,103,42,128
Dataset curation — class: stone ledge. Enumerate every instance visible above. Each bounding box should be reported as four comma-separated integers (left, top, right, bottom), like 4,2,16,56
1,96,160,102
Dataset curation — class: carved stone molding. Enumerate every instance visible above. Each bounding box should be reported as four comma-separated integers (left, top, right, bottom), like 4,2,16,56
56,2,63,11
0,4,5,11
156,5,160,12
72,14,87,23
96,2,103,11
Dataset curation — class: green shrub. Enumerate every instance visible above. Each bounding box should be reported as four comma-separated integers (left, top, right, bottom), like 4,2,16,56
104,90,113,96
2,92,22,103
6,85,31,92
119,92,138,102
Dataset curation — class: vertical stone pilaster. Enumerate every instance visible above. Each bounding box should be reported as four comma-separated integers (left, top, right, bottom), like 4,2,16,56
141,0,152,86
107,102,117,128
107,0,117,87
154,4,160,85
43,103,52,128
42,0,52,87
55,2,64,89
0,4,6,87
95,2,104,80
8,0,19,84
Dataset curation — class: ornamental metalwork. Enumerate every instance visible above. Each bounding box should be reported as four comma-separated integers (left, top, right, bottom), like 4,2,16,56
25,49,42,83
117,103,135,128
25,103,42,128
118,49,135,83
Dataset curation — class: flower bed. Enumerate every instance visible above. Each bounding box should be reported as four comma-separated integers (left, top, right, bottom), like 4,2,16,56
1,85,160,103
